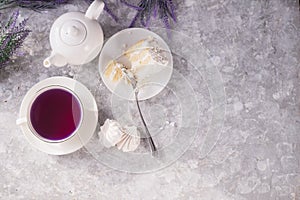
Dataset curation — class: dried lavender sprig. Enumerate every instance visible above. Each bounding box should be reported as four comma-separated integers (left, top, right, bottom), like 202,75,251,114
0,0,68,11
0,10,18,51
103,2,118,22
121,0,176,29
140,0,153,27
119,0,142,10
0,10,31,66
123,0,151,27
167,0,176,22
129,11,139,28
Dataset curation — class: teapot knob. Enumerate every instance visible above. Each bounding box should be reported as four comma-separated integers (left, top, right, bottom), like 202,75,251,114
67,26,79,37
60,20,87,46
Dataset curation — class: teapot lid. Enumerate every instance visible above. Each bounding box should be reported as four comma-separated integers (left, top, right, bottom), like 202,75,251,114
60,20,87,46
50,0,104,48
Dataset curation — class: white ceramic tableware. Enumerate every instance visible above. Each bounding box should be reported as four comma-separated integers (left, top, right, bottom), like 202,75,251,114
17,77,98,155
44,0,104,67
99,28,173,100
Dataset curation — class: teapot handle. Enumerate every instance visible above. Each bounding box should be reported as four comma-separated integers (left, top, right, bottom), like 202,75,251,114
85,0,104,20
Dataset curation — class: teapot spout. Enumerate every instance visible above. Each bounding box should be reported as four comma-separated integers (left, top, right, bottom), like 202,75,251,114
43,52,67,67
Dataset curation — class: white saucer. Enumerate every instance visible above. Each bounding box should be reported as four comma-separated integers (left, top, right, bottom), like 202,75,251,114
17,77,98,155
99,28,173,100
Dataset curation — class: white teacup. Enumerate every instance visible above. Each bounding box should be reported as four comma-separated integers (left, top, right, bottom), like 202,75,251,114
17,77,98,155
17,85,83,143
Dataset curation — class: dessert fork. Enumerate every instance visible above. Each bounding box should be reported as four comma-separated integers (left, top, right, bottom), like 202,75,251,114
120,67,157,156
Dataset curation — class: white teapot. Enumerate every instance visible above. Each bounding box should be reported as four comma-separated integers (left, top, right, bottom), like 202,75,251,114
44,0,104,67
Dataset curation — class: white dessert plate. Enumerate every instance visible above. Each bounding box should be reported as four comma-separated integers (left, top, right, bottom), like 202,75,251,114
17,77,98,155
99,28,173,100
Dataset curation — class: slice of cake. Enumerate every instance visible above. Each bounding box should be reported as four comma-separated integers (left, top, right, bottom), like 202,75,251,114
104,60,125,82
124,37,169,69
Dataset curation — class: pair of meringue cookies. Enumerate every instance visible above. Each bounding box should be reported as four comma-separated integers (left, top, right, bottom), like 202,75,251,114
98,119,140,152
104,36,169,85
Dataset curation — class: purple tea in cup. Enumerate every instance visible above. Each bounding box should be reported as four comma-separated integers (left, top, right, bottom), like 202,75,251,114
29,88,82,141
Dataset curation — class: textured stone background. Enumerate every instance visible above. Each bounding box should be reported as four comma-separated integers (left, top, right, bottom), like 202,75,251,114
0,0,300,199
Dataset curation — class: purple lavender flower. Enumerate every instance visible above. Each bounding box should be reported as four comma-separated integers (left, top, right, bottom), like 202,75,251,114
0,10,31,66
121,0,177,29
0,0,68,11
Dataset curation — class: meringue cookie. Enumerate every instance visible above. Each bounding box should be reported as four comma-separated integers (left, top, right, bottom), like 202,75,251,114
99,119,140,152
116,125,140,152
99,119,123,148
